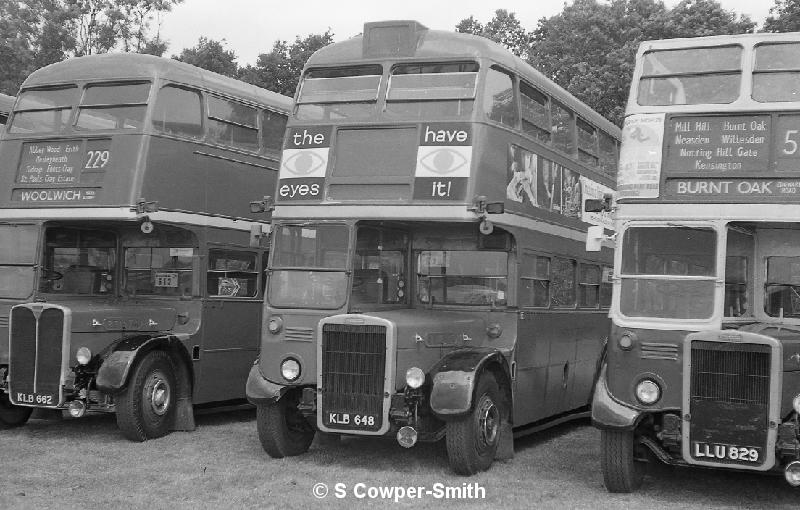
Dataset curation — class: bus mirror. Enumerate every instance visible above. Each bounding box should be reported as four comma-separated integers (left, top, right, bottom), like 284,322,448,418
584,193,613,213
586,225,606,252
250,224,268,248
250,196,274,214
485,202,504,215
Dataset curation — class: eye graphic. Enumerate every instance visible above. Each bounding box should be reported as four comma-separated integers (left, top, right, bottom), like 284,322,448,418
282,151,326,176
419,148,468,175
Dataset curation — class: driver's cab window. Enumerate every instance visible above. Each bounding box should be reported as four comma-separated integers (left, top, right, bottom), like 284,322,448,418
351,227,408,307
725,228,753,318
40,228,116,294
124,247,197,297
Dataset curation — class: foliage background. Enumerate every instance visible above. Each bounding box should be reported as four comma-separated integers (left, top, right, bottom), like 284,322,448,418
1,0,799,125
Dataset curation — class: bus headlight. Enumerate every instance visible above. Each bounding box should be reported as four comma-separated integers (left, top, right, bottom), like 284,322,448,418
635,379,661,405
793,394,800,414
405,367,425,389
618,331,636,351
268,316,283,334
280,358,301,382
76,347,92,365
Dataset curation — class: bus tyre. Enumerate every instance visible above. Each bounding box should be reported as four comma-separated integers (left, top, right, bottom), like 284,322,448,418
601,429,645,493
256,395,315,458
0,393,32,429
115,351,176,442
446,373,502,475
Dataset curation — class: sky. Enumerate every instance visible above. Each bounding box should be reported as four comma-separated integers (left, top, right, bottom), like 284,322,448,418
157,0,774,66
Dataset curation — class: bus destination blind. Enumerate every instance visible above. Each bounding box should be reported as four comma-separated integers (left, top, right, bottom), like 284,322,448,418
664,114,800,200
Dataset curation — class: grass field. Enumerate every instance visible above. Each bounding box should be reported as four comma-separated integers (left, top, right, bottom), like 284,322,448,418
0,410,798,509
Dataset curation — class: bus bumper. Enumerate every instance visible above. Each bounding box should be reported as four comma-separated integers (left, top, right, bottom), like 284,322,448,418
591,364,640,430
245,365,288,405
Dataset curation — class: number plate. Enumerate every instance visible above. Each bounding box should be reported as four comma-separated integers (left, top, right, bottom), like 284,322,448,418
12,391,57,407
691,441,762,464
324,412,379,431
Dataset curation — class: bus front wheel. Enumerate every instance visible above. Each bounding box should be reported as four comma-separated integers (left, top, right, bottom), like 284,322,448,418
256,393,315,458
0,393,32,428
115,351,176,441
601,429,645,493
445,373,503,475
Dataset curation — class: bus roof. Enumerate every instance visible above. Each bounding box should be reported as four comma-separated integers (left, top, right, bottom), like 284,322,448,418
22,53,292,112
305,20,619,135
636,30,800,53
0,93,14,116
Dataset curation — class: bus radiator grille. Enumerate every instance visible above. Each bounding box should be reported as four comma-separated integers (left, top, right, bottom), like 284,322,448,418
687,340,771,464
8,305,65,405
320,323,386,432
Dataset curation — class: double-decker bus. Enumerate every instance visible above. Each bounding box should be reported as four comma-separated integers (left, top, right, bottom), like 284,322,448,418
246,20,619,474
0,53,291,440
590,32,800,491
0,93,14,131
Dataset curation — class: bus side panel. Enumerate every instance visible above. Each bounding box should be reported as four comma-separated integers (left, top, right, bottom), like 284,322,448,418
143,137,278,220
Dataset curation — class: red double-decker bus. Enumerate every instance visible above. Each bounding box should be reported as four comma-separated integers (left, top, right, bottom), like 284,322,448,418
0,53,291,440
247,21,620,474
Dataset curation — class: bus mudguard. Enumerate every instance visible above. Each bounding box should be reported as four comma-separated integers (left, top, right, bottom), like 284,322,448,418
591,363,640,430
245,364,290,405
95,334,195,431
429,347,510,418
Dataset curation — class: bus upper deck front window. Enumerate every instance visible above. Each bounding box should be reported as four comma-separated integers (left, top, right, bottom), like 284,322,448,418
268,224,349,309
753,43,800,102
40,228,116,295
0,224,39,299
637,46,742,105
619,226,716,320
385,62,478,119
8,86,78,134
295,65,382,121
75,82,150,131
417,251,508,306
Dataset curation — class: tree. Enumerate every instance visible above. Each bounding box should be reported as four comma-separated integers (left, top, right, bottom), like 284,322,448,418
763,0,800,32
0,0,75,94
68,0,183,56
456,9,532,58
529,0,754,125
175,37,238,77
239,31,334,96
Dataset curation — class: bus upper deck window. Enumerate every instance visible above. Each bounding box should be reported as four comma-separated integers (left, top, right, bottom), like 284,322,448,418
75,82,150,131
385,62,477,120
520,82,550,143
551,102,575,155
637,46,742,105
295,65,382,121
261,110,287,152
484,67,517,127
152,85,202,138
207,95,259,151
8,86,78,134
753,43,800,102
